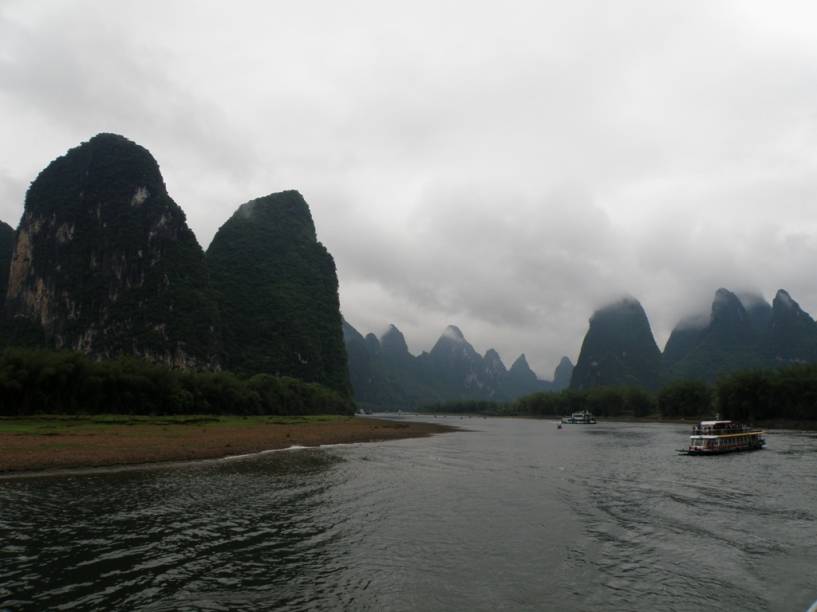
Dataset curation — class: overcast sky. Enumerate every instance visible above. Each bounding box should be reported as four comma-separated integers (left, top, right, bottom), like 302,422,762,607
3,1,817,378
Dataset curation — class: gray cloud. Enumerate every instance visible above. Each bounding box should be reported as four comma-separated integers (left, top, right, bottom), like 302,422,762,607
2,1,817,377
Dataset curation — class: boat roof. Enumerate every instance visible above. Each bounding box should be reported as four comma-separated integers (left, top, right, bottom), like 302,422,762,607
690,432,764,439
699,420,733,426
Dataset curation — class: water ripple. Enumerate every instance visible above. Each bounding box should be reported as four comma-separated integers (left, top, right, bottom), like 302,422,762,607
2,420,817,611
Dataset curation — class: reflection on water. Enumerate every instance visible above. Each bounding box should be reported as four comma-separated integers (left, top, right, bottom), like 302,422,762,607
1,419,816,611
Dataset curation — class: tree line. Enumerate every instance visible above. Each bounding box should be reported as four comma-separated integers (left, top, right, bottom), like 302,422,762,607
419,363,817,423
0,348,355,417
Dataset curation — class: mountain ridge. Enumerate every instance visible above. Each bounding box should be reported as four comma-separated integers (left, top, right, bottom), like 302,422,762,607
343,321,573,409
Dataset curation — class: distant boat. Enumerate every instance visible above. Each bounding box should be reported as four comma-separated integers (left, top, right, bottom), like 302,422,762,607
678,419,765,455
561,410,596,424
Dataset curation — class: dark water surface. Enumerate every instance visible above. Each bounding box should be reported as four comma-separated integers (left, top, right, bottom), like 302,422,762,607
2,417,816,611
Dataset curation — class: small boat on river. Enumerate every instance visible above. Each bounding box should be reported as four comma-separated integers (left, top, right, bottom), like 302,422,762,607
679,419,765,455
561,410,596,424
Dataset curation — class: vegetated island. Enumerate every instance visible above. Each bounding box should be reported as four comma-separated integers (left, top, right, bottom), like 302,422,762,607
0,415,457,474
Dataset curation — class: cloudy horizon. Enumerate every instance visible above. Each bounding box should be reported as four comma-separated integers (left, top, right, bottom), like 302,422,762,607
3,1,817,378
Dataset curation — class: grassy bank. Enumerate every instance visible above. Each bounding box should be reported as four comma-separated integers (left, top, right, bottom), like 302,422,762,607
0,415,457,474
0,348,355,417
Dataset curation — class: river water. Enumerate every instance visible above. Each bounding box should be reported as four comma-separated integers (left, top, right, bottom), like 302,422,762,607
1,417,816,611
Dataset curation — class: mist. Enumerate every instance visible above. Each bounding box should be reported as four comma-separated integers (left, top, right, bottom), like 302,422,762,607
3,0,817,376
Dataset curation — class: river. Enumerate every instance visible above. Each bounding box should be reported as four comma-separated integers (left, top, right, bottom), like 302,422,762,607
1,417,816,611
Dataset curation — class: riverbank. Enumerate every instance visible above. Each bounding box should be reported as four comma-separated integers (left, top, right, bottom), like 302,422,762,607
0,415,457,473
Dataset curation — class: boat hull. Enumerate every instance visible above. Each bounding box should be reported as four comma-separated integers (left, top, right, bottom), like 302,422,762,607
679,442,765,456
561,411,596,424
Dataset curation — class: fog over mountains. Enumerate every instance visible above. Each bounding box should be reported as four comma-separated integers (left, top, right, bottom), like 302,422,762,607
4,3,817,379
571,288,817,391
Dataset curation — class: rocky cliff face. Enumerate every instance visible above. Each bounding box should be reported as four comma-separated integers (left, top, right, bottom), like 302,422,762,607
5,133,219,367
570,297,662,390
206,190,350,394
0,221,15,301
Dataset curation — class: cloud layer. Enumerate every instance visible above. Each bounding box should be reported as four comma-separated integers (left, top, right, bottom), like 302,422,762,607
2,0,817,377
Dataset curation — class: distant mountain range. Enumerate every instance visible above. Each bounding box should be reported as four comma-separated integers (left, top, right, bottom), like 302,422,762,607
571,288,817,390
343,320,572,409
5,134,815,405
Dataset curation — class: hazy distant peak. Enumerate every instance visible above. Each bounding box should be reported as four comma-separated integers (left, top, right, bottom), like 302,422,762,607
557,356,573,367
341,317,365,344
774,289,797,309
675,312,710,331
380,324,410,357
590,295,645,321
484,349,507,375
736,290,769,309
552,356,574,390
484,348,504,363
364,333,381,355
510,353,531,371
736,291,773,332
442,325,466,342
711,288,746,320
771,289,812,323
713,287,735,302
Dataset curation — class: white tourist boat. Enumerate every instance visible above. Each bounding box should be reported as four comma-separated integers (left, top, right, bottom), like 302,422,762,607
680,419,765,455
561,410,596,424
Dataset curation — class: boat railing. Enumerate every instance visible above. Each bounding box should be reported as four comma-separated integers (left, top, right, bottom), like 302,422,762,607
691,424,754,435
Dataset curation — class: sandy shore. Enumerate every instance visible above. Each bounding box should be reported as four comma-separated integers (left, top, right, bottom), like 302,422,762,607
0,416,457,474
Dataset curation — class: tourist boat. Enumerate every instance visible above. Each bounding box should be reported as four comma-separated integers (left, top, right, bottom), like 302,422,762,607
679,419,765,455
561,410,596,424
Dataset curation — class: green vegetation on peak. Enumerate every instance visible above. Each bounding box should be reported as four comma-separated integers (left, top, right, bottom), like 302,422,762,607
661,287,801,383
570,296,661,390
206,190,350,395
5,133,220,368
